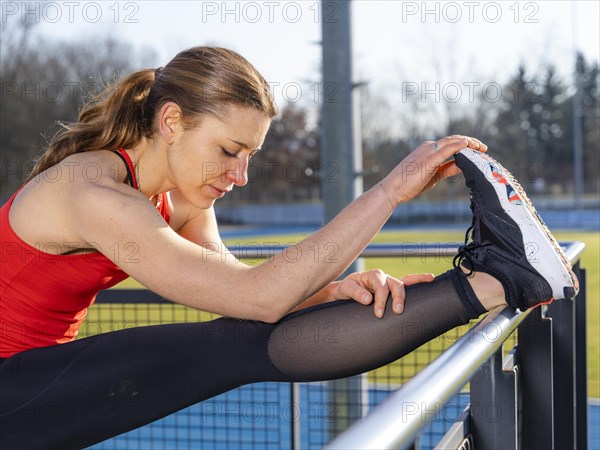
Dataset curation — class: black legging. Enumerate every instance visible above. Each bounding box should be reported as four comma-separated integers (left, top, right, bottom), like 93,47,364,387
0,269,486,449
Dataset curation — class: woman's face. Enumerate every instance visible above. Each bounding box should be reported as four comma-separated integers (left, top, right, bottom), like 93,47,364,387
168,105,271,209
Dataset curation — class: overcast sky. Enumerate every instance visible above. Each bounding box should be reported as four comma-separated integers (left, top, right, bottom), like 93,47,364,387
7,0,600,112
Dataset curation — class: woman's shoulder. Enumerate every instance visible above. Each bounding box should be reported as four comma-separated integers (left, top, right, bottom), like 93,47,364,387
8,151,146,254
58,150,132,188
19,151,144,219
20,150,130,194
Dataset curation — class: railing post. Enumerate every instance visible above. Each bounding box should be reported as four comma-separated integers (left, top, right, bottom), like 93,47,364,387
546,278,575,449
518,261,587,450
290,382,301,450
471,346,519,449
518,306,554,450
574,265,588,450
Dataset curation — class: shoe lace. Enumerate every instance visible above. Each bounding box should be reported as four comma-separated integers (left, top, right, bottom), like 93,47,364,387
453,204,491,276
452,226,473,275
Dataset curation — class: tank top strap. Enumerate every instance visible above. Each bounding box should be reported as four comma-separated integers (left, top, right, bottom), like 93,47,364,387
112,149,170,224
113,149,139,190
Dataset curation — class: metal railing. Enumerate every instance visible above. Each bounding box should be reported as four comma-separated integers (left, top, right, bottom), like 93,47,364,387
94,241,587,450
326,306,529,450
326,241,586,450
224,243,462,259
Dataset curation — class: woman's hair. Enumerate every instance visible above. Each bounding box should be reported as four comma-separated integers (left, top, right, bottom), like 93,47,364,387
26,46,278,181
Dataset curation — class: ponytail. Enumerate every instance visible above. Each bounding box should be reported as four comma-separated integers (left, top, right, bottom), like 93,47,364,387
26,69,156,182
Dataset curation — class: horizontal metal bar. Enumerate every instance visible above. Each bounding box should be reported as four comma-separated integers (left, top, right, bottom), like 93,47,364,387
326,241,585,450
227,241,580,260
98,242,585,307
96,289,169,304
563,240,585,264
227,243,461,259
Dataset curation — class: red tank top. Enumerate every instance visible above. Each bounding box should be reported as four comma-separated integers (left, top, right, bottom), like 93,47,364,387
0,153,171,358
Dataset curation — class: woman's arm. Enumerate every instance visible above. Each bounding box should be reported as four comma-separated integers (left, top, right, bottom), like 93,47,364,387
173,197,435,318
70,136,484,323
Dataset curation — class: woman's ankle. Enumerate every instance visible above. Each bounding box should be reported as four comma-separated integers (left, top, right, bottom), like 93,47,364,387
466,270,507,311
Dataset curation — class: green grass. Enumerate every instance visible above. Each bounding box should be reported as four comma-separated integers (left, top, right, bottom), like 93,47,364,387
104,229,599,396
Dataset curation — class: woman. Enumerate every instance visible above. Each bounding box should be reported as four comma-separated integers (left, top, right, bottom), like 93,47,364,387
0,47,578,449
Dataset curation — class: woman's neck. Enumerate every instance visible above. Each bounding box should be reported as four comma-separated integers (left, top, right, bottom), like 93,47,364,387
126,138,175,197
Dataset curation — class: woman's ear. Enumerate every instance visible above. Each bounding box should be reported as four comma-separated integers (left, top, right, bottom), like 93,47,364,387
157,102,182,145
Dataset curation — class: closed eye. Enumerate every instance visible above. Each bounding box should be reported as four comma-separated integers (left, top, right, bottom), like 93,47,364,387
220,147,236,158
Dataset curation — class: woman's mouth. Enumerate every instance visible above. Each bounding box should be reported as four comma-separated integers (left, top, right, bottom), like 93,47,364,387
207,185,229,198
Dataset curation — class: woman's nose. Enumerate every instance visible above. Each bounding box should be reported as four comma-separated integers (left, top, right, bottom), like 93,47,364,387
224,158,249,187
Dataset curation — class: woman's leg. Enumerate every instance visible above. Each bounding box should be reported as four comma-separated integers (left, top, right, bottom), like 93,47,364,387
2,149,578,449
0,269,487,449
267,269,488,380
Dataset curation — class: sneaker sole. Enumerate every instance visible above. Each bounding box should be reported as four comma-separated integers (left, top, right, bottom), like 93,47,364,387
457,149,579,301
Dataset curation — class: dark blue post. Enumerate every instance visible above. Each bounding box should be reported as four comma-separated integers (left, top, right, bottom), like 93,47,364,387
518,306,554,450
471,347,519,449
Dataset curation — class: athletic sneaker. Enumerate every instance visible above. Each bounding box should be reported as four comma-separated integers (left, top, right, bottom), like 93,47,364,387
453,149,579,311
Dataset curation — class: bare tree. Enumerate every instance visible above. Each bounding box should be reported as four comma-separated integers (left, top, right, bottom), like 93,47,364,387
0,17,157,199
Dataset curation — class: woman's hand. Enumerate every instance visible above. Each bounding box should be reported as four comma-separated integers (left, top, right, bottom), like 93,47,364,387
379,135,487,207
331,270,436,318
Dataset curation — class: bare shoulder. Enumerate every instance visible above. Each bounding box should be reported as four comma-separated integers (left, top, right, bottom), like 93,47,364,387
69,167,166,246
8,151,139,253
